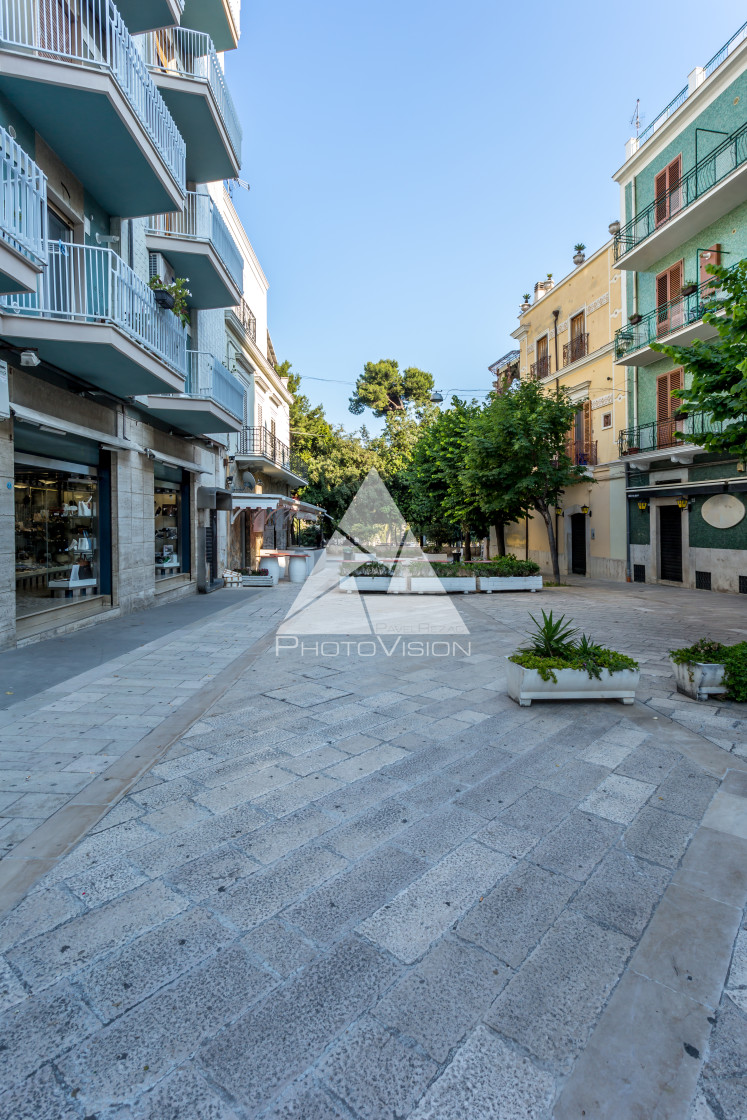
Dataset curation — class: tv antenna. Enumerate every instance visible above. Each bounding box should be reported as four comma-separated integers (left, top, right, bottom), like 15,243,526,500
630,99,641,136
225,177,251,198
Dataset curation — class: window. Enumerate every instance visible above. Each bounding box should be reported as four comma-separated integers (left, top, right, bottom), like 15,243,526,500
155,473,187,580
656,368,683,447
566,400,595,464
654,155,682,227
567,312,587,363
257,402,263,428
602,412,612,429
532,336,550,379
656,260,685,336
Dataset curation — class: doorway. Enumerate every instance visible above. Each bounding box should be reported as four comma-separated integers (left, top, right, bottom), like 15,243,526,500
659,505,683,582
570,513,586,575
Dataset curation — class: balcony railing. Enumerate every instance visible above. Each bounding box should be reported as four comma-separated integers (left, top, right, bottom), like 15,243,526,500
0,243,188,376
615,276,724,361
618,410,744,456
530,354,550,380
569,439,597,466
0,126,46,267
136,27,241,165
237,426,307,482
0,0,186,191
146,192,243,291
563,333,589,366
186,350,243,418
615,119,747,261
229,297,256,342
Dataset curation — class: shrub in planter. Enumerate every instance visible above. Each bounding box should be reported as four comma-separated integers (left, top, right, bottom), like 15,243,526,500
408,561,476,593
339,559,405,593
507,611,639,706
466,555,542,592
669,638,747,702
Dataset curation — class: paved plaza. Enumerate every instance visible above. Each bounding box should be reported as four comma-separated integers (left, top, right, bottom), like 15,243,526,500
0,578,746,1118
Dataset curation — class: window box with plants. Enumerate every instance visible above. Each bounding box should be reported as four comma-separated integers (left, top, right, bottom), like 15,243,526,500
669,638,747,702
474,556,542,592
339,560,406,593
506,611,640,707
148,275,191,326
408,561,476,594
240,567,274,587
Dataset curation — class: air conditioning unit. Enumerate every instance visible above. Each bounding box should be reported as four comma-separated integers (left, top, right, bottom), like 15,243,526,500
148,252,174,286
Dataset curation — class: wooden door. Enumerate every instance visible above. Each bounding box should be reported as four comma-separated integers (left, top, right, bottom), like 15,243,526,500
654,156,682,227
699,244,721,299
656,368,683,447
656,260,684,335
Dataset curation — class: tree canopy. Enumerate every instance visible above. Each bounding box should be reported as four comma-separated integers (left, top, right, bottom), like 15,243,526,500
349,359,434,417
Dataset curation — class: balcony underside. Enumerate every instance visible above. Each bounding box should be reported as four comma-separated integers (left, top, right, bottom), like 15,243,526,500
116,0,183,33
233,451,307,488
146,231,240,309
0,314,185,395
0,242,43,296
0,58,183,217
616,162,747,272
138,394,242,434
154,75,239,182
180,0,238,51
615,317,719,367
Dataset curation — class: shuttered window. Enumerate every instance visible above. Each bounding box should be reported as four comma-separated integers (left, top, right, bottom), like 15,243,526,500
699,244,721,297
654,156,682,227
655,260,684,335
656,368,684,447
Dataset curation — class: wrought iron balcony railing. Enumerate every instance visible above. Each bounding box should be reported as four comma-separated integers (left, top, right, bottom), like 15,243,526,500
146,192,243,291
136,27,242,166
0,126,47,267
618,410,743,456
615,276,724,361
568,439,597,466
228,297,256,342
186,350,244,418
0,0,186,191
530,354,550,380
563,333,589,366
237,426,307,482
615,119,747,261
0,243,188,376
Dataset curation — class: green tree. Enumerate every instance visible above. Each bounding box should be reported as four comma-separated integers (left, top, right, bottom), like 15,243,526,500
349,359,434,417
462,397,529,556
650,260,747,454
468,380,588,581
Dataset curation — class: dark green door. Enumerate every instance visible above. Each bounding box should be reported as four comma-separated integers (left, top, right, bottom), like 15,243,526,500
659,506,683,582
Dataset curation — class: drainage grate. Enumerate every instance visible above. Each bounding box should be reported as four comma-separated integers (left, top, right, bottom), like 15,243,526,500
740,575,747,594
695,570,712,590
633,564,646,583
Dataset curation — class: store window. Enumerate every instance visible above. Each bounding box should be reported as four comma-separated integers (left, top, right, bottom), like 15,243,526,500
154,479,182,578
14,468,100,617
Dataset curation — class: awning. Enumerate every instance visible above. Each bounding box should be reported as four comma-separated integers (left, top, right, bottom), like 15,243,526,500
229,492,325,521
196,486,232,510
12,404,144,454
146,448,207,474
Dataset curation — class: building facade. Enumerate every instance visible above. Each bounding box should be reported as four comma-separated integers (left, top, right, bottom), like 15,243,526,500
497,241,628,580
0,0,277,647
614,22,747,593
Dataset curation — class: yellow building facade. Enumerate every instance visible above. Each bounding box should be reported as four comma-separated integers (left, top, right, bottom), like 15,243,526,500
499,241,629,580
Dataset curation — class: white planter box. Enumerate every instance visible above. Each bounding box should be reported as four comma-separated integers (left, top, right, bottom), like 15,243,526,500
409,577,476,594
479,576,543,593
340,576,407,594
671,659,727,701
241,575,274,587
506,656,639,707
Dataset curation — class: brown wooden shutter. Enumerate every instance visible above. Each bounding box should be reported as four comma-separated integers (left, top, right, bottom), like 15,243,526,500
657,368,683,447
667,156,682,216
656,269,670,335
655,170,668,226
582,400,592,456
669,260,684,330
699,244,721,296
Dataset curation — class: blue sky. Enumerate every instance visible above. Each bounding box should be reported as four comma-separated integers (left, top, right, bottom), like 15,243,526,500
226,0,747,430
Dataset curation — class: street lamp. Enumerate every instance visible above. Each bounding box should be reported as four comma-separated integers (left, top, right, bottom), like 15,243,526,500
430,390,444,404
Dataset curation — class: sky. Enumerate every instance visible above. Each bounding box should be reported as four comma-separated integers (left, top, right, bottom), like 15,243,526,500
225,0,747,430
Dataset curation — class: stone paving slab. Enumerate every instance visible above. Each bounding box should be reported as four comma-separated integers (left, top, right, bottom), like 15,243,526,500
0,577,745,1117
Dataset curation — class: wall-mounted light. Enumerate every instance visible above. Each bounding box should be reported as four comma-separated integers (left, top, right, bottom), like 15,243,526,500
581,504,590,515
637,500,648,511
676,497,691,510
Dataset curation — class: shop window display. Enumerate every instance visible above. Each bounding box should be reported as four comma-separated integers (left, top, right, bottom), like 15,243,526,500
14,469,99,617
155,484,181,577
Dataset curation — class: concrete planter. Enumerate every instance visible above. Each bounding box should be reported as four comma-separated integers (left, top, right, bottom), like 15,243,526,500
410,577,476,594
479,576,543,593
671,658,727,701
506,656,639,707
241,575,274,587
340,576,408,594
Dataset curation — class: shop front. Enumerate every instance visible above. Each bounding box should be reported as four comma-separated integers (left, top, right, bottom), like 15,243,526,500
154,464,190,582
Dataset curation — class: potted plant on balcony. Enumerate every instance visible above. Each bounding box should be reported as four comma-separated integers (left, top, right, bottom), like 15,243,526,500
475,555,542,592
680,279,698,298
669,637,747,702
628,311,643,325
573,243,586,265
148,275,192,326
507,611,640,707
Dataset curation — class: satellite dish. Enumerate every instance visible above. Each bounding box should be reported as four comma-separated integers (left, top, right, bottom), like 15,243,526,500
241,470,256,490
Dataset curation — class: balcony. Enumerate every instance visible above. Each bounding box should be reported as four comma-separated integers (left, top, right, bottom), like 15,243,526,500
615,120,747,271
569,439,597,467
146,192,242,309
0,126,47,295
0,243,187,394
618,411,743,461
227,297,256,343
138,350,243,434
530,355,550,380
116,0,184,33
563,333,589,366
0,0,186,216
180,0,239,51
615,277,723,366
136,27,241,182
234,426,308,486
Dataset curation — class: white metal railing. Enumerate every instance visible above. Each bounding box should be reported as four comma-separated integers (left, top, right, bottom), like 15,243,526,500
135,27,241,165
0,243,188,376
0,126,46,265
186,350,244,418
0,0,186,191
146,191,243,290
